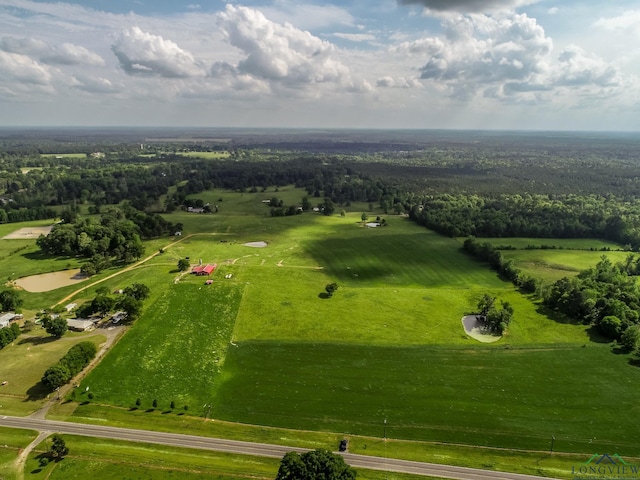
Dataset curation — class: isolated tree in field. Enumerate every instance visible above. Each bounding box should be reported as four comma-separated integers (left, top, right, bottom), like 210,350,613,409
275,449,356,480
152,399,158,409
177,258,190,271
49,435,69,460
361,212,368,222
325,283,339,298
43,316,68,338
170,400,176,410
136,398,142,408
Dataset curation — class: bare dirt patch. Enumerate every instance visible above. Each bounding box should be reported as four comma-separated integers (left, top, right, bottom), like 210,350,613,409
461,315,502,343
2,226,53,239
14,269,89,292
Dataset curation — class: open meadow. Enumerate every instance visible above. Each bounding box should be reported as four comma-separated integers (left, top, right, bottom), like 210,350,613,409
3,187,640,479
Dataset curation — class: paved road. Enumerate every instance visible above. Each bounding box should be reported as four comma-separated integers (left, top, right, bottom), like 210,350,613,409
0,415,558,480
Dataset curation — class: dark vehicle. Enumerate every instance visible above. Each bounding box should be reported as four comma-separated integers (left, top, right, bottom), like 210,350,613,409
339,439,348,452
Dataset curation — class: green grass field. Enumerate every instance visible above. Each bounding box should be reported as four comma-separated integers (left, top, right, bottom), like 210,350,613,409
212,341,640,456
3,187,639,479
80,282,242,409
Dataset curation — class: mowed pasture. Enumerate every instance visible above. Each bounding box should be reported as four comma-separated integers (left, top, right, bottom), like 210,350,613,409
213,341,640,456
473,237,630,283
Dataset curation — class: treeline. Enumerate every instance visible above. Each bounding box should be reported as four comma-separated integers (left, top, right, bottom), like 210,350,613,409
410,193,640,249
463,239,538,293
41,341,97,390
0,205,57,223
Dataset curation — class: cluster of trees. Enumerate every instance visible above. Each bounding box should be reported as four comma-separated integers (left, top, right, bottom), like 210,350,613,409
76,283,149,322
545,256,640,350
0,323,20,350
36,205,181,275
275,449,356,480
41,341,97,390
37,210,145,269
0,289,22,311
476,294,514,335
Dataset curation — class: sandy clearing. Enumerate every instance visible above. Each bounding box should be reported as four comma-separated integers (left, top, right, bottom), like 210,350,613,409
2,226,53,239
461,315,502,343
14,269,89,292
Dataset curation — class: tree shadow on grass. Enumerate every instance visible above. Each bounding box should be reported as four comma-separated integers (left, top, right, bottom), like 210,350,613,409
318,292,330,299
25,382,50,401
586,326,611,344
18,336,57,346
628,357,640,367
533,302,582,326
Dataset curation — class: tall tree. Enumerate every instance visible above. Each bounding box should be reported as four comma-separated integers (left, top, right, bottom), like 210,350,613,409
275,449,356,480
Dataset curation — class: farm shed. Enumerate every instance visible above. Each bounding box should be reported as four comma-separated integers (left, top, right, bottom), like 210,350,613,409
67,318,95,332
0,312,21,328
192,264,217,276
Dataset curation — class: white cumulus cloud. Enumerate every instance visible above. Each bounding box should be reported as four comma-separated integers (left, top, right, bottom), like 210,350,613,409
0,36,105,66
0,50,52,85
215,4,365,91
112,26,205,78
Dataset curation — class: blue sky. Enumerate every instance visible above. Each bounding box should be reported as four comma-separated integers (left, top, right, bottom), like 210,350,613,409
1,0,639,130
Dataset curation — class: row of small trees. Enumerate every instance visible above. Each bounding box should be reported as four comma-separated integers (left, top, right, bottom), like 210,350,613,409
134,397,189,412
41,341,97,390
